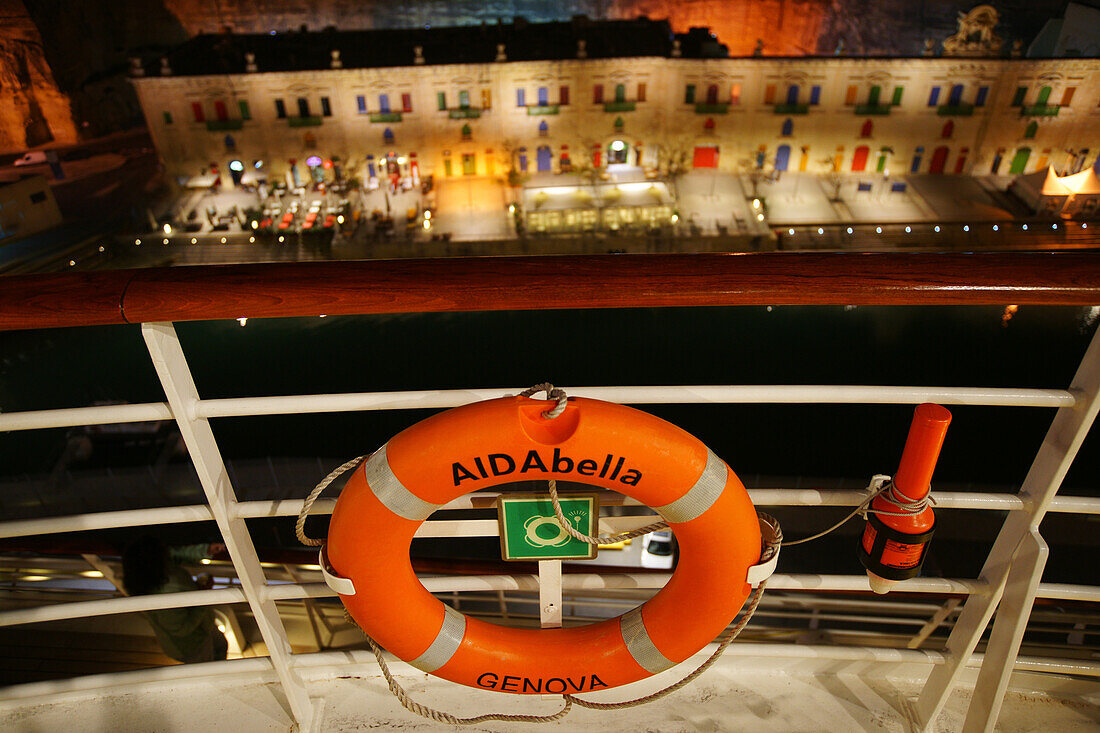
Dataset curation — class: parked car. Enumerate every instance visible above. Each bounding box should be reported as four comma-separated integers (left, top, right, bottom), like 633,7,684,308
641,530,675,569
14,151,48,166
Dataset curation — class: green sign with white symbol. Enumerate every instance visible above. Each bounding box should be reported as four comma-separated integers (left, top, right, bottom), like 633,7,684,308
496,493,599,561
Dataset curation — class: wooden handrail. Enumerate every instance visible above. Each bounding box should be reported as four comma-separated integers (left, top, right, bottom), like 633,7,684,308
2,252,1099,331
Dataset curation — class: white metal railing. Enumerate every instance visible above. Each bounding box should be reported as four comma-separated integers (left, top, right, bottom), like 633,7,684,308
0,320,1097,733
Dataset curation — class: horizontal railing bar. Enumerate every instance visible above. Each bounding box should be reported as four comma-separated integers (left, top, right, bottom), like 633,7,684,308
0,505,216,538
0,402,173,432
1,385,1073,434
4,491,1099,540
261,574,990,601
0,587,246,627
194,385,1076,419
5,252,1100,332
1,572,1090,629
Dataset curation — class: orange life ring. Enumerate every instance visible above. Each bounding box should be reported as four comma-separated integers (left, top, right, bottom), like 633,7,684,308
324,395,762,694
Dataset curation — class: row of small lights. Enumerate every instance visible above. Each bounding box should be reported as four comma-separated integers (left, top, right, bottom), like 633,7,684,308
784,222,1085,236
70,231,302,267
237,314,327,326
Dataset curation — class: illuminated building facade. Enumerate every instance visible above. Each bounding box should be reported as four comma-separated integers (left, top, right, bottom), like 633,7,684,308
128,18,1100,189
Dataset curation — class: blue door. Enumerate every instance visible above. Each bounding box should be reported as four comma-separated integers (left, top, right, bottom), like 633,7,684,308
518,152,528,172
775,144,791,172
948,85,963,106
786,85,799,105
910,148,923,173
536,146,552,172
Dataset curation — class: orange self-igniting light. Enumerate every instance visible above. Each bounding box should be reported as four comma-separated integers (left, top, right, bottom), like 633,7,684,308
859,403,951,594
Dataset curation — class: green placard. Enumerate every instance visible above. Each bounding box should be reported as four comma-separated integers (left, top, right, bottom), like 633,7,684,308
496,493,599,561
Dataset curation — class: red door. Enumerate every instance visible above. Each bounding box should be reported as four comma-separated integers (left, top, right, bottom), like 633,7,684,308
214,101,228,121
851,145,869,172
930,146,949,174
953,147,968,174
692,145,718,168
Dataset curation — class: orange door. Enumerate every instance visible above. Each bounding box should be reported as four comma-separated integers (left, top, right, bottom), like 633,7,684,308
851,145,869,172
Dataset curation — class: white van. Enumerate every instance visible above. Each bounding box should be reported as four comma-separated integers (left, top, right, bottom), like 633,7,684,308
14,151,48,167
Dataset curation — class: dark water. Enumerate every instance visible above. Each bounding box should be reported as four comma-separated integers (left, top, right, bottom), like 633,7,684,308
1,305,1097,580
3,305,1096,479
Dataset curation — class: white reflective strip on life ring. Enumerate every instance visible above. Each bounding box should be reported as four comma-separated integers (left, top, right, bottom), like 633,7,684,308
408,604,467,673
652,448,727,524
746,517,781,587
320,546,356,596
620,607,675,674
363,443,441,521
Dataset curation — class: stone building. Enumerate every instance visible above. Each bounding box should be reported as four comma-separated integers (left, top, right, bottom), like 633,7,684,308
127,17,1100,190
0,174,63,241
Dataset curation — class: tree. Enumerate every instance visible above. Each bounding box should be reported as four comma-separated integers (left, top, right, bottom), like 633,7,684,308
737,154,775,198
819,155,843,201
655,135,693,181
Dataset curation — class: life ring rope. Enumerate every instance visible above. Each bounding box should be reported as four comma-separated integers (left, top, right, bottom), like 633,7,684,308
296,453,367,547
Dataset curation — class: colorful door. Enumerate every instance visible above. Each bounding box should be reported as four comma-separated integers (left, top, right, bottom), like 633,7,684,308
929,146,949,174
1009,147,1030,174
876,152,888,172
774,145,791,172
536,146,552,172
692,145,718,168
462,154,476,175
518,152,528,172
954,148,968,174
443,158,453,177
990,153,1002,174
799,147,809,171
911,148,923,173
851,145,869,172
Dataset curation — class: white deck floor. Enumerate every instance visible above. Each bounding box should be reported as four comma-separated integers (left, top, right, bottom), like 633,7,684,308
3,649,1097,732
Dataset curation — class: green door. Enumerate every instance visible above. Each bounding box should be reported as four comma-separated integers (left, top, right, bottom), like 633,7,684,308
615,84,625,103
1008,147,1031,175
462,154,476,175
1036,86,1052,106
876,153,888,172
443,158,452,177
868,85,881,106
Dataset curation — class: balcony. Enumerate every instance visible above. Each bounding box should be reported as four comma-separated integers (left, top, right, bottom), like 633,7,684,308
205,119,243,131
527,105,559,116
1020,105,1060,117
773,103,809,115
694,103,729,114
854,104,891,115
603,101,636,112
0,254,1099,733
448,108,481,119
287,116,323,127
937,104,974,116
369,112,403,123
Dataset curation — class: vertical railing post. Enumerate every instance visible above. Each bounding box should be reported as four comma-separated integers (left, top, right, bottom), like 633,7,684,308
914,326,1100,731
143,322,316,731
